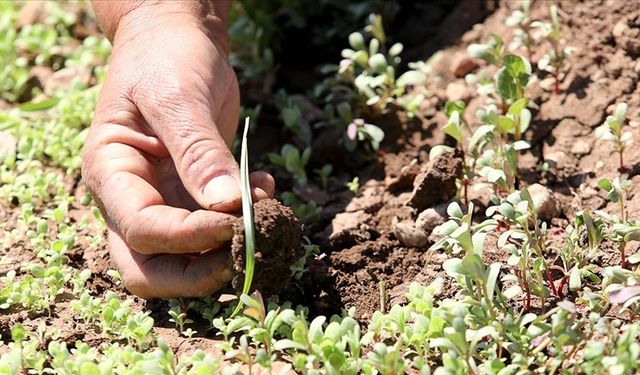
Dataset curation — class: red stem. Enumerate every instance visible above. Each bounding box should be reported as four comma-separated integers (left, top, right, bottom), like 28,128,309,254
545,267,559,296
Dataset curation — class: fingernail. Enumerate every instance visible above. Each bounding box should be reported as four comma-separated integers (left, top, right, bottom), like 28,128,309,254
203,175,240,209
221,267,234,282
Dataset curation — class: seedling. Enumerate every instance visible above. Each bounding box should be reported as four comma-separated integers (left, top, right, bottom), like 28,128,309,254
506,0,533,59
340,14,427,113
598,177,630,223
346,176,360,194
595,103,632,172
313,164,333,189
231,118,257,318
492,188,558,308
532,5,575,94
268,144,311,185
345,118,384,152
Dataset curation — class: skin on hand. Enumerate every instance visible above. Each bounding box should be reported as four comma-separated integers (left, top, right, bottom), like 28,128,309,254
83,1,274,298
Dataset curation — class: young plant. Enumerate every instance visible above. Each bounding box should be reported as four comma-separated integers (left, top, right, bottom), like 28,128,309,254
506,0,534,59
598,177,631,223
532,5,574,94
493,188,558,309
268,144,311,185
231,118,257,317
339,14,427,114
595,103,632,172
345,118,384,152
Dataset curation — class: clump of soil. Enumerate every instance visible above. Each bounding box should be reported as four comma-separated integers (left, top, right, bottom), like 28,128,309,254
407,152,463,211
230,199,303,298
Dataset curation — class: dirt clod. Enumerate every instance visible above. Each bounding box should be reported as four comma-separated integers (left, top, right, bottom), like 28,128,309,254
406,153,462,211
230,199,302,298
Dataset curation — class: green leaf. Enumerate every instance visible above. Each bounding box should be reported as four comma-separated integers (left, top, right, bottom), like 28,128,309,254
368,53,387,73
396,70,426,87
348,32,365,50
443,113,463,143
615,102,627,123
274,339,307,351
443,258,463,277
444,101,466,117
597,178,613,192
486,263,501,299
461,254,485,280
389,42,403,57
429,145,455,160
19,97,60,112
569,267,581,291
507,98,528,116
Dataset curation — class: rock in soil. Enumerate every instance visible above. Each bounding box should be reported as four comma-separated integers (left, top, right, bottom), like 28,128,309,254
230,199,302,298
527,183,561,221
406,152,462,211
393,221,429,248
415,202,449,234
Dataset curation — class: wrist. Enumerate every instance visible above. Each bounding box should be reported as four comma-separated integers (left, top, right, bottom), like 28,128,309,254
93,1,230,56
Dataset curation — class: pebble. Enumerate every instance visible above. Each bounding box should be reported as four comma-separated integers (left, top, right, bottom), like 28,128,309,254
613,21,629,38
415,203,448,234
570,139,591,156
527,183,561,220
393,221,429,248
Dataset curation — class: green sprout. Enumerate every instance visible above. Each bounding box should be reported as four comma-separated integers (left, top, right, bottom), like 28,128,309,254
506,0,533,59
268,144,311,185
598,177,631,223
231,117,257,318
595,103,632,172
532,5,574,94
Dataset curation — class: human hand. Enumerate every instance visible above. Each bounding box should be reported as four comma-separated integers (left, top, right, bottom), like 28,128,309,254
82,2,274,298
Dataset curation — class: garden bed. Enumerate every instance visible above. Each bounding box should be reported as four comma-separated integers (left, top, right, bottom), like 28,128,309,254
3,0,640,373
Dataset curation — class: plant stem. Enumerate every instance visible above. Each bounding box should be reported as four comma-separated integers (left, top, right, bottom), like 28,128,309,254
620,241,627,269
619,150,625,173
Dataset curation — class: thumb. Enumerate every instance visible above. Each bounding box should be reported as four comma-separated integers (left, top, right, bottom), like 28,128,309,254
139,85,242,212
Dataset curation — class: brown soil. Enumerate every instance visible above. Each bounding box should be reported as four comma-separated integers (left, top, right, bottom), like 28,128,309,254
289,0,640,320
6,0,640,354
230,199,303,298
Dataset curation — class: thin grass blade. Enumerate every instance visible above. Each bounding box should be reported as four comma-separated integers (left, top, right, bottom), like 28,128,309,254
231,117,256,317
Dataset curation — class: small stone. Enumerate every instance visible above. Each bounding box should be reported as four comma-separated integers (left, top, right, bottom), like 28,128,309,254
613,21,630,39
451,54,479,78
393,221,429,248
446,80,470,102
570,139,591,156
630,120,640,128
415,202,449,234
527,183,561,220
634,60,640,73
0,131,17,159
